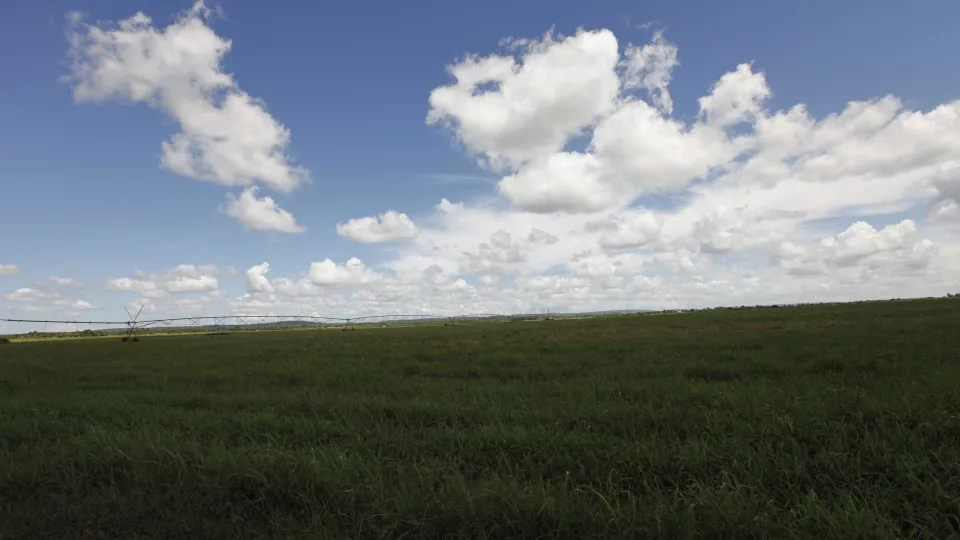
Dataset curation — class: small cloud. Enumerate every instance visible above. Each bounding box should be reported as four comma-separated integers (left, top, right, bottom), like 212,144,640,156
50,275,81,286
0,264,21,277
72,299,97,311
528,228,559,244
309,258,381,286
336,211,419,243
223,187,305,233
621,29,679,114
5,287,59,302
245,262,274,293
106,264,220,296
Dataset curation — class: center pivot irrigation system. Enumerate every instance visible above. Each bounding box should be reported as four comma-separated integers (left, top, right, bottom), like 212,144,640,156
0,307,537,341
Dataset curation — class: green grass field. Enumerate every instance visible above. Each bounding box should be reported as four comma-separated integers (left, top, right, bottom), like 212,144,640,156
2,299,959,539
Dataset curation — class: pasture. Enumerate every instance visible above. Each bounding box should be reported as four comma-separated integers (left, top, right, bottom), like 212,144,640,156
1,298,959,539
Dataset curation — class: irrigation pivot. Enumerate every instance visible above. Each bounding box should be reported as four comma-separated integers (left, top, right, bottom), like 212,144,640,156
122,305,144,342
0,312,522,339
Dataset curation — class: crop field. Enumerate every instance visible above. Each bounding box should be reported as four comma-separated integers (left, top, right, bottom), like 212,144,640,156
1,298,959,539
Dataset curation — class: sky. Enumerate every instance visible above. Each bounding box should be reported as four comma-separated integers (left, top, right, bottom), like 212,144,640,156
2,0,960,331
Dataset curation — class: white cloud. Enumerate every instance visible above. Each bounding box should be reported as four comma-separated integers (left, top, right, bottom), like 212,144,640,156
426,30,773,214
461,230,527,276
5,288,59,302
31,26,960,324
72,300,97,311
929,164,960,222
769,220,941,283
697,63,771,127
411,27,960,308
164,275,218,293
820,220,920,266
589,210,662,250
223,187,304,233
64,2,309,232
690,206,780,254
497,97,744,213
930,199,960,222
93,216,958,323
3,288,100,319
336,210,419,243
272,277,318,296
499,152,612,212
528,228,559,244
107,264,219,296
427,28,620,170
171,264,219,278
65,2,308,193
621,30,679,114
106,277,162,296
494,64,759,213
308,258,382,286
246,262,274,293
589,99,745,196
677,97,960,231
49,276,81,286
0,265,21,277
424,24,960,235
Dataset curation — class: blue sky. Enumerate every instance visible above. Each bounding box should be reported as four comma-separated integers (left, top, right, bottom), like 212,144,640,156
2,0,959,330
